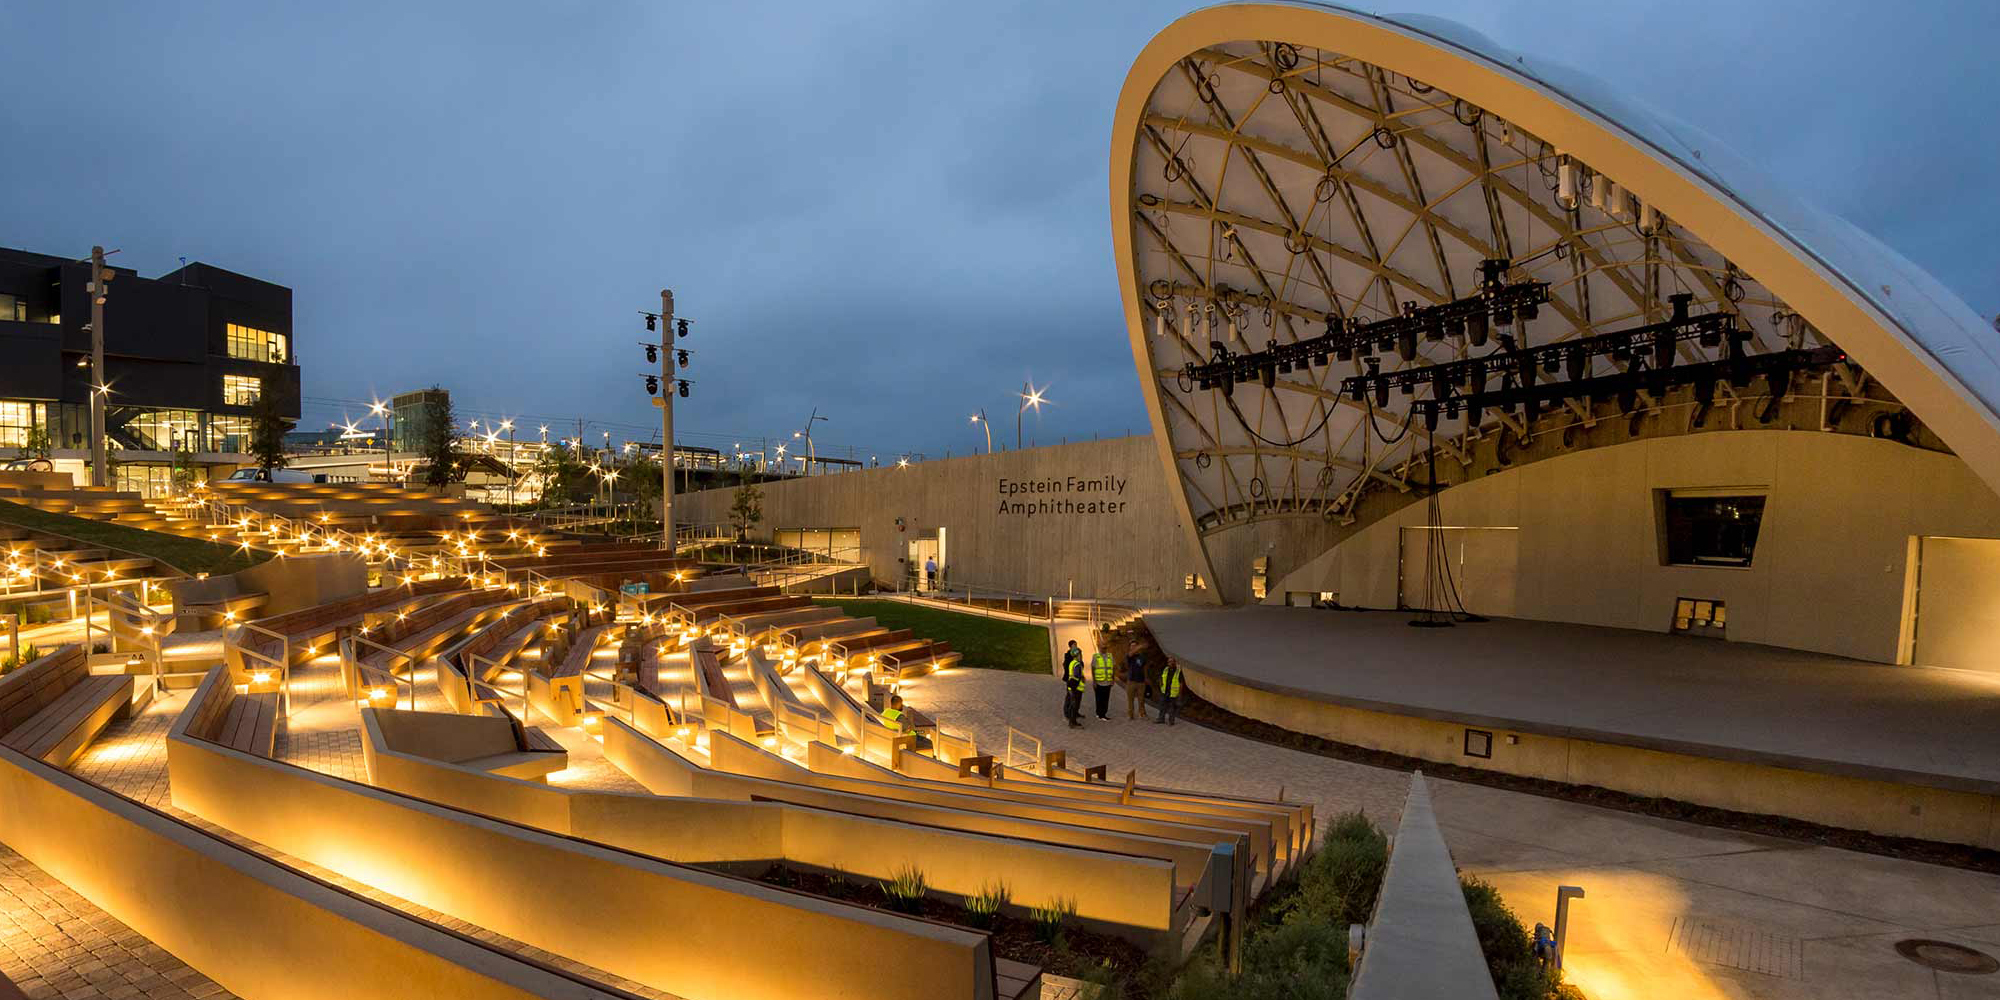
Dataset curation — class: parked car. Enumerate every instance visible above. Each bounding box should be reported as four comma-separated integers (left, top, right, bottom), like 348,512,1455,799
224,467,328,484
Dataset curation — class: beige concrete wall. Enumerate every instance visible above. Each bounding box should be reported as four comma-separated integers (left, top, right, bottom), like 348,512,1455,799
1907,537,2000,673
234,552,370,617
167,730,996,1000
1272,432,2000,663
1186,667,2000,850
0,746,637,1000
677,436,1200,600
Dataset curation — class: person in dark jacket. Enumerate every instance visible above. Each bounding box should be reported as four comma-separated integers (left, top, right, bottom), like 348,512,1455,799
1155,658,1184,725
1124,649,1148,719
1060,640,1086,728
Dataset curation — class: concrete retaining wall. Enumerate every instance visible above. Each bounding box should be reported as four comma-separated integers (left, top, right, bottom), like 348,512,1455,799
1186,667,2000,850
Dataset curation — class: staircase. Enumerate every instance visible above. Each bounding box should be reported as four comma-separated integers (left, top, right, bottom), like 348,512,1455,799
1051,599,1142,630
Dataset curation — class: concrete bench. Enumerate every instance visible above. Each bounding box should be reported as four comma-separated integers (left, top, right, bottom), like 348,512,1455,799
0,645,139,767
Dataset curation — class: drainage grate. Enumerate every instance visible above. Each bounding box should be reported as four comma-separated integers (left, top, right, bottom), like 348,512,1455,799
1894,939,2000,975
1666,917,1804,979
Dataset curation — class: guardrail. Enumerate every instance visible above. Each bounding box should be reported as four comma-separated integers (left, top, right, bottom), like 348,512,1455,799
226,621,293,718
340,631,420,711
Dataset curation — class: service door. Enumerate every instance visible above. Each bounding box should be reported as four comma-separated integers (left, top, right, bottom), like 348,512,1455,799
1909,536,2000,673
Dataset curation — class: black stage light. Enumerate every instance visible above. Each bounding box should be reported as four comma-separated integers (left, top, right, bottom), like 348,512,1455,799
1445,399,1461,420
677,380,690,398
1425,317,1445,342
1654,332,1675,370
1220,374,1236,396
645,376,659,395
1543,352,1560,375
1566,349,1587,381
676,318,690,338
677,349,690,369
1276,359,1292,374
1197,377,1214,391
1400,380,1414,396
1467,400,1483,425
1335,342,1354,362
1374,380,1389,407
1699,320,1722,349
1618,381,1638,413
1396,328,1417,362
1694,375,1715,407
1449,316,1467,340
1611,340,1633,363
645,314,656,332
645,344,658,363
1431,367,1451,399
1669,292,1692,324
1464,364,1485,395
1423,407,1440,432
1493,305,1515,328
1467,311,1489,347
1259,363,1277,389
1518,354,1536,387
1314,350,1331,367
1517,299,1539,322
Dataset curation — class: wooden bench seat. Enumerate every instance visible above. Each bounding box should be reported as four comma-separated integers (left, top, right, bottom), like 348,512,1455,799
211,690,280,757
1,674,135,766
692,644,736,709
0,644,139,768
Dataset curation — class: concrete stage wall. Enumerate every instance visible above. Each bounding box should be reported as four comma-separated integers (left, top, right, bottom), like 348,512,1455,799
678,436,1203,601
1184,666,2000,850
1272,431,2000,666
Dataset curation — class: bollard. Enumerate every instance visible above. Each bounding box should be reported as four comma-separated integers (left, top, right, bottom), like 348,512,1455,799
1553,885,1585,969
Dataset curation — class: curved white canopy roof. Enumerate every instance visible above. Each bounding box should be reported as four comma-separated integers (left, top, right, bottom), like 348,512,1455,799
1113,2,2000,541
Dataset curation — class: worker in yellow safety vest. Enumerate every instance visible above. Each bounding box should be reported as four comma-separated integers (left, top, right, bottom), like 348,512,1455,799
882,694,909,730
1155,658,1183,726
1061,640,1086,728
1090,629,1117,721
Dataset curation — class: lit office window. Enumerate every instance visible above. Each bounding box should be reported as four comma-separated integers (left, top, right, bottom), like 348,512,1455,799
222,374,263,406
208,416,254,453
0,294,23,321
0,400,41,448
226,323,289,364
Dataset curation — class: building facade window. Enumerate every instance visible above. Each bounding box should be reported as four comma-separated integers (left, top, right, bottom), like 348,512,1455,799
207,416,254,454
1661,492,1767,567
225,323,289,364
0,400,44,448
113,463,175,499
221,374,263,406
0,293,24,321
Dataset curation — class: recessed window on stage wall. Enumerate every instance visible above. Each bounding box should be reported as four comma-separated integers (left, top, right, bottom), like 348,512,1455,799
1659,489,1767,567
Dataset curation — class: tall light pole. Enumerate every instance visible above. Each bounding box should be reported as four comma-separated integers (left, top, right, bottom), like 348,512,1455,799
657,290,675,550
370,400,392,483
795,408,827,475
1016,381,1047,450
87,247,113,487
970,410,991,454
500,419,515,509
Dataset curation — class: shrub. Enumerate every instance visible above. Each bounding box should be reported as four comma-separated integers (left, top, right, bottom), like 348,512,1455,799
1031,896,1077,944
965,880,1010,929
880,865,927,914
1168,917,1349,1000
1,644,43,675
1460,876,1584,1000
1278,810,1387,929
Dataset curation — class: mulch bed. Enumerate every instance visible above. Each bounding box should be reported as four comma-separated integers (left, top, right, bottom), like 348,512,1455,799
1123,621,2000,876
753,864,1151,981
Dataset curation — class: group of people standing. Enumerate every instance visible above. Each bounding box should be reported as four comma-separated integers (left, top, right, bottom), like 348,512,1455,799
1061,628,1181,728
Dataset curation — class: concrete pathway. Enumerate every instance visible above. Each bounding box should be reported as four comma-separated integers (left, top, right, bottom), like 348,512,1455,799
902,666,2000,1000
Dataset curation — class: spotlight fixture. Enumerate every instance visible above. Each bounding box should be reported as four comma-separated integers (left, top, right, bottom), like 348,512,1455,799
645,343,658,363
645,375,659,395
676,318,690,338
677,349,690,369
644,314,657,332
677,380,690,398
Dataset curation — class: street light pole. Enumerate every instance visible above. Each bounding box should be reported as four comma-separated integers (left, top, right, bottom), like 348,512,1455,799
971,410,991,454
88,247,111,487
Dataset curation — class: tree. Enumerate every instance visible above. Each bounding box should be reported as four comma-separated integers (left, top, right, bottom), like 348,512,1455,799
419,388,464,490
21,425,52,461
249,381,293,475
170,433,198,495
623,454,663,533
729,482,764,540
532,441,589,508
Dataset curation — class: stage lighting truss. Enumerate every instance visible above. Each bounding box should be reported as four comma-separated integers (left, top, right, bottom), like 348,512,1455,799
1180,258,1549,394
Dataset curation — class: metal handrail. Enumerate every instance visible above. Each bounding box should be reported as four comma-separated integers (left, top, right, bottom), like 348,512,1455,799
341,631,418,710
227,621,293,718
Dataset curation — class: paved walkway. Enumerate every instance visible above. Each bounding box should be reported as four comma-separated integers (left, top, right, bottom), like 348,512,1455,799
900,665,2000,1000
1148,605,2000,791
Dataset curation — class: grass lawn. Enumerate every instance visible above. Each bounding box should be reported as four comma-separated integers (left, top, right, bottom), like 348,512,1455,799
813,597,1050,673
0,499,272,577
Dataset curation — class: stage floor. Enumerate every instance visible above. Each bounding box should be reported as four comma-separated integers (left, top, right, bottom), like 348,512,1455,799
1145,606,2000,794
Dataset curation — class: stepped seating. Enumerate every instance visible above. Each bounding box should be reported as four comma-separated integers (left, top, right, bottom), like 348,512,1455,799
0,645,142,766
229,576,469,678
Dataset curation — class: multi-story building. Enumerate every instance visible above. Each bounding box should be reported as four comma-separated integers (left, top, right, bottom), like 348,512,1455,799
0,246,300,496
389,387,448,453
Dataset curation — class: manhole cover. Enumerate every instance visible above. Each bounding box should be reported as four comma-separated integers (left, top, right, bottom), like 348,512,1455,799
1895,939,2000,975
